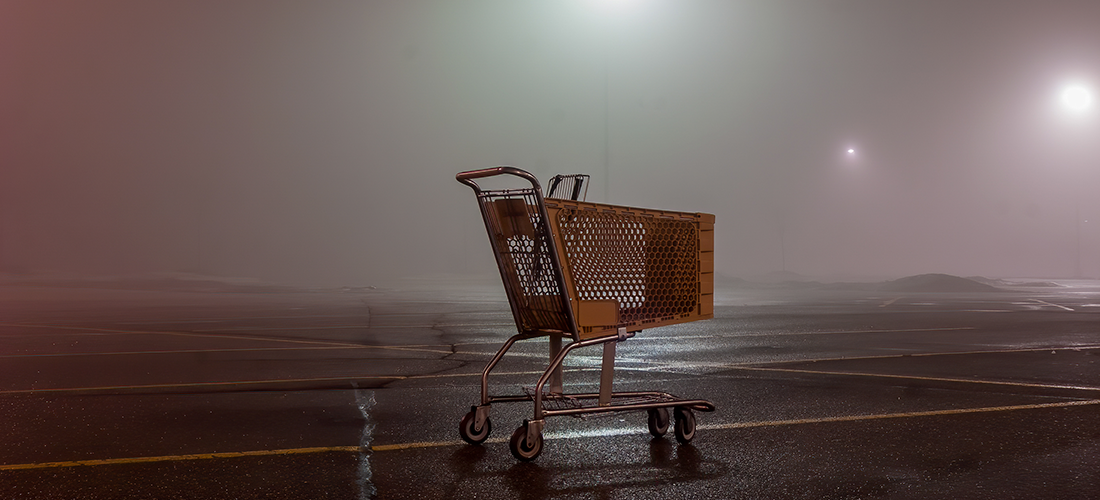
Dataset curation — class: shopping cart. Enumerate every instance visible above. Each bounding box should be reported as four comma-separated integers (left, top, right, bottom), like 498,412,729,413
455,166,716,461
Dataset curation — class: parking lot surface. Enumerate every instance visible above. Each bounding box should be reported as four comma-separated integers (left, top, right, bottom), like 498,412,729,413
2,277,1099,498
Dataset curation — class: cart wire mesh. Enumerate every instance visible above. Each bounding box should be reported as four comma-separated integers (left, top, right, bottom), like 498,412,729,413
555,209,700,325
479,189,572,334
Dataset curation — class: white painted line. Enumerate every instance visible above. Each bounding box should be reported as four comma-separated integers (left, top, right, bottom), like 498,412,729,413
702,399,1100,430
726,344,1100,367
734,366,1100,393
638,326,976,341
0,369,600,395
1030,299,1075,311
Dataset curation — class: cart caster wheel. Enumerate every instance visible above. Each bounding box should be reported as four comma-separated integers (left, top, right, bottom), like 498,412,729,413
673,407,696,445
509,424,543,462
459,409,491,445
647,407,670,437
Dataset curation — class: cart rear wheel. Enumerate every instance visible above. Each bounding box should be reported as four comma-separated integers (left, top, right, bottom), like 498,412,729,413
673,407,696,444
459,409,492,444
509,424,543,461
647,408,670,437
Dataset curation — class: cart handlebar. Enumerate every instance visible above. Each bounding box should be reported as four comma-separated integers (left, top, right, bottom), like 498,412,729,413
456,166,541,192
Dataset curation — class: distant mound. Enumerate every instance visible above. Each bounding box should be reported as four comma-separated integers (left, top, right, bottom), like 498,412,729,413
746,271,816,284
967,276,1064,288
713,273,751,287
879,273,1001,293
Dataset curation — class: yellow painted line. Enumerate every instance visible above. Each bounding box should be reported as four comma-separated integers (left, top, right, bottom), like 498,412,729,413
0,344,454,359
0,324,454,356
193,324,514,331
0,376,405,395
6,400,1099,469
0,346,368,359
734,366,1100,392
703,399,1100,430
116,314,374,324
1,323,364,347
0,446,361,471
367,399,1100,453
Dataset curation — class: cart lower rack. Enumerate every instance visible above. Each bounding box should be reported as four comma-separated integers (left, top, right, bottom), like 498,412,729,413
456,166,716,461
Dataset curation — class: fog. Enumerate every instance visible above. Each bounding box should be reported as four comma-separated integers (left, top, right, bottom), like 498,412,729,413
3,0,1100,286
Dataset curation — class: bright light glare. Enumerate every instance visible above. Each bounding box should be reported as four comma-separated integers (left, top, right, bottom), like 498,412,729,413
1061,85,1092,111
847,148,855,154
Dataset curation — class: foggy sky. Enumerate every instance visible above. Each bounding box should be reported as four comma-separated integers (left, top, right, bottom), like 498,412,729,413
3,0,1100,286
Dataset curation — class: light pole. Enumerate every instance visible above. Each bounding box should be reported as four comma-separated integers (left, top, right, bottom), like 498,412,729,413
593,0,638,204
1059,82,1092,277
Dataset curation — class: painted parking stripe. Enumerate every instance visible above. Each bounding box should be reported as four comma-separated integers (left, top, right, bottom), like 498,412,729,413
372,398,1100,452
0,376,403,395
0,370,595,395
6,343,1100,395
0,323,366,347
702,398,1100,430
6,399,1097,470
640,326,977,341
1029,299,1075,311
0,344,453,359
0,323,454,355
0,446,361,471
733,366,1100,392
0,324,978,361
735,344,1100,367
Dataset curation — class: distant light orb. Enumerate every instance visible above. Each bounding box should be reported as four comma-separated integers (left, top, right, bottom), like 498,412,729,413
1061,85,1092,112
847,148,855,154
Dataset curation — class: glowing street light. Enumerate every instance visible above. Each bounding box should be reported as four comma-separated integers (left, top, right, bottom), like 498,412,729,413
1062,84,1093,112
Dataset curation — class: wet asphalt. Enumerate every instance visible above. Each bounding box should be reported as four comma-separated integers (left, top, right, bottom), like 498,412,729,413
1,278,1099,499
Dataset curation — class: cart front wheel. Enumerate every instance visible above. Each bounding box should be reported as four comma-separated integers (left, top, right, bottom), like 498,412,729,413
509,424,543,461
647,407,670,437
459,409,491,445
673,407,696,445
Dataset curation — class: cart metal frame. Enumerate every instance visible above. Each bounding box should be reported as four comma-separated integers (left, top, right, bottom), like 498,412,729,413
456,166,716,461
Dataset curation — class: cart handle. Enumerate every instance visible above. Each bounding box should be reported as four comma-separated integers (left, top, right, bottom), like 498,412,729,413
456,166,541,192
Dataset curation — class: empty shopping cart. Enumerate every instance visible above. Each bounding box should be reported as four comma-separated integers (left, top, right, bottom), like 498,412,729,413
455,166,716,461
